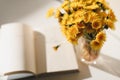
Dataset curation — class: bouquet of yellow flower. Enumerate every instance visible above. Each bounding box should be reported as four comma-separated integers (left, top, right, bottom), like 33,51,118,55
47,0,116,51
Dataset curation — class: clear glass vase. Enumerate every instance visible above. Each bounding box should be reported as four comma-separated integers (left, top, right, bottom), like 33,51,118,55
76,37,100,64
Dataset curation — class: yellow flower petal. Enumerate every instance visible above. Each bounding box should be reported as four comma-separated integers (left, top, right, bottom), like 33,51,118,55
68,37,78,45
92,19,102,30
53,45,60,51
67,25,79,37
105,19,115,30
96,31,106,42
90,40,103,50
108,9,117,21
55,9,61,18
84,3,99,10
46,8,54,18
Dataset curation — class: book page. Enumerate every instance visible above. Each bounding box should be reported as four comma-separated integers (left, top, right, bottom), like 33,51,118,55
44,25,79,73
23,24,36,73
34,31,46,74
0,23,36,79
46,42,79,73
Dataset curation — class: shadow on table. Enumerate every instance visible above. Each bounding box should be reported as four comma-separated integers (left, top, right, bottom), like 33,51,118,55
19,60,91,80
91,53,120,77
39,61,91,80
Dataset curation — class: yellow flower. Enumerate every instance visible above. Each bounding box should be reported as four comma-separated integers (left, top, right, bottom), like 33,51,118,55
74,17,83,23
67,16,74,24
99,12,107,19
63,13,69,20
84,12,90,23
90,40,103,50
84,11,97,23
68,25,79,38
73,10,85,23
47,0,116,50
84,3,99,10
46,8,54,18
85,0,95,4
89,12,98,21
97,0,105,3
77,22,85,29
55,9,61,18
61,0,69,8
96,31,106,42
105,19,115,30
53,45,60,51
63,6,70,13
70,2,78,9
61,19,67,25
73,0,79,1
60,14,69,25
61,25,68,36
92,19,102,30
108,9,117,21
68,37,78,45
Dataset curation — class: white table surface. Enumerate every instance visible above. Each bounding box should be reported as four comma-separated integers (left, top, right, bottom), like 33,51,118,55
0,0,120,80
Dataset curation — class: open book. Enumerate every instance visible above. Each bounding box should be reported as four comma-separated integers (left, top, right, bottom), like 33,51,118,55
0,23,78,79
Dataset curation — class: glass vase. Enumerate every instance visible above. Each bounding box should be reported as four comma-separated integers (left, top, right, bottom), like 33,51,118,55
76,37,100,64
